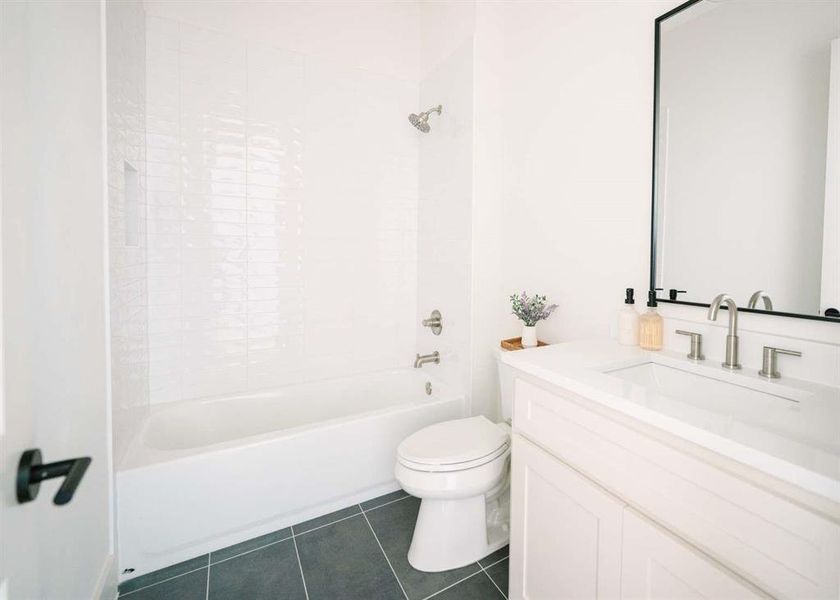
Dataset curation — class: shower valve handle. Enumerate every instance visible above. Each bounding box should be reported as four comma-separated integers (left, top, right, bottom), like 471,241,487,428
421,310,442,335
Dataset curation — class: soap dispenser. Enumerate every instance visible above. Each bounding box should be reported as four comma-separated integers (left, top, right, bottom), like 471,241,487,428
618,288,640,346
639,290,663,351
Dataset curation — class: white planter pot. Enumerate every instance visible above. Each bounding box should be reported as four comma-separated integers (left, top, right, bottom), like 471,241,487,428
521,325,538,348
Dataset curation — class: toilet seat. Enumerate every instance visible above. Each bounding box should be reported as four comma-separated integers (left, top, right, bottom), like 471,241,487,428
397,416,510,473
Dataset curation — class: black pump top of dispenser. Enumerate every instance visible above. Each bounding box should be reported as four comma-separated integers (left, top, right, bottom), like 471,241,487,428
647,290,658,308
624,288,635,305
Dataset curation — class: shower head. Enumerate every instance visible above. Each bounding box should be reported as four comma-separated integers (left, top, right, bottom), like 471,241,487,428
408,113,431,133
408,105,442,133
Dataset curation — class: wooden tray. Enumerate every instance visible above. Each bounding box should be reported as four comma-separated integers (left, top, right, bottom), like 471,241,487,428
500,337,549,351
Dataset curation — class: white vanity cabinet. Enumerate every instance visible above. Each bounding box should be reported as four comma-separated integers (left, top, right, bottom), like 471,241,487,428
508,377,840,600
509,434,763,600
509,435,624,599
620,509,765,600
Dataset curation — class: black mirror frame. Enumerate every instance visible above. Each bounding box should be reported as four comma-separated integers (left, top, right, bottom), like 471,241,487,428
648,0,840,324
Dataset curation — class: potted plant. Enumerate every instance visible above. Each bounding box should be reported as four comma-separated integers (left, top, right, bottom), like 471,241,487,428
510,291,558,348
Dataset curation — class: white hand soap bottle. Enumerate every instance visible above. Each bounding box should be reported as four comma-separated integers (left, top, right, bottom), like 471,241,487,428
618,288,640,346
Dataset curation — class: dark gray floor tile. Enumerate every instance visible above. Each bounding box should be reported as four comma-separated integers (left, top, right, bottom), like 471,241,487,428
433,572,505,600
119,568,207,600
293,504,361,534
484,558,509,598
360,489,409,512
208,538,305,600
478,545,509,568
210,527,292,563
296,514,404,600
365,496,480,600
119,555,208,595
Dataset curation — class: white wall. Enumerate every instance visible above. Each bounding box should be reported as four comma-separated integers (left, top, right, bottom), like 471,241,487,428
415,40,474,401
419,0,476,80
466,0,840,419
144,0,421,83
107,0,149,466
142,6,420,403
657,1,839,315
494,0,662,344
464,1,669,421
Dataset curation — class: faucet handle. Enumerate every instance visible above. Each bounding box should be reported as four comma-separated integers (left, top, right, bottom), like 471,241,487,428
676,330,704,361
759,346,801,379
421,310,442,335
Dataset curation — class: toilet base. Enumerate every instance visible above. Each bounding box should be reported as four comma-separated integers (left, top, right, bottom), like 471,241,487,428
407,483,510,573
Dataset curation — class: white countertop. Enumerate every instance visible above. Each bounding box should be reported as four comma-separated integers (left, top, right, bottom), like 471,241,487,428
501,339,840,504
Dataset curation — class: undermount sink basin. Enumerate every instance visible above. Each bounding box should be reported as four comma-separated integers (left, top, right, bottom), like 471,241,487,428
603,361,840,483
501,340,840,500
606,362,799,414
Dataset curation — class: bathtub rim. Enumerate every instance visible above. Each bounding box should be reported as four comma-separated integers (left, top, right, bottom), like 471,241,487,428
118,369,462,472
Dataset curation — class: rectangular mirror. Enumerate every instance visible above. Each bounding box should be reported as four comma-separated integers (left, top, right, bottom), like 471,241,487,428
651,0,840,322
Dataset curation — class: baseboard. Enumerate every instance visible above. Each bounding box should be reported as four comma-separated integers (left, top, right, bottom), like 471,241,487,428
92,554,117,600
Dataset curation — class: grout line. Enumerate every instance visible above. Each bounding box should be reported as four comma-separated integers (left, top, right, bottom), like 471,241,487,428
119,565,208,597
360,506,409,600
209,534,295,566
291,528,310,600
479,562,507,599
420,569,484,600
360,493,411,514
481,554,509,570
120,494,411,598
205,555,210,600
293,511,363,537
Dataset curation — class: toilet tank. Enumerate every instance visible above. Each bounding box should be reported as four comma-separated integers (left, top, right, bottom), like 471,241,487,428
495,347,514,421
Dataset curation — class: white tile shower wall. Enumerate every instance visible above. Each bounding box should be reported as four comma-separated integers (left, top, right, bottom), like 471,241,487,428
144,0,421,84
145,17,419,403
416,41,474,401
107,0,149,464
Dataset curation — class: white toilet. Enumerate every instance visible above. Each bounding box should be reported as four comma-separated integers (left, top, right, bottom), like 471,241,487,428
394,350,514,572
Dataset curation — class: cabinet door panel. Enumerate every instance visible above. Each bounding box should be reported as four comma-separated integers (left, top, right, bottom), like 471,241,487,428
510,435,624,600
514,378,840,599
621,509,767,600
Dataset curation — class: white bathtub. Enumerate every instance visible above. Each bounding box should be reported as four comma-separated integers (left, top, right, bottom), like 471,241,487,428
117,369,465,579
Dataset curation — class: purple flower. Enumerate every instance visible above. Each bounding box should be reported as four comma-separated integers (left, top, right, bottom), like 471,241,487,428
510,291,558,326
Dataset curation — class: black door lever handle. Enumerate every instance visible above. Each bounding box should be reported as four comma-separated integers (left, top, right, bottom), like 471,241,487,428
17,449,92,505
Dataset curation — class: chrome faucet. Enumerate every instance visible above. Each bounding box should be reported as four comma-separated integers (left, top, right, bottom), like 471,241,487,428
414,351,440,369
758,346,801,379
747,290,773,310
707,294,741,370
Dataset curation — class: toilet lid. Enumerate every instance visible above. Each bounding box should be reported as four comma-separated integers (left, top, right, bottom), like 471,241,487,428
397,416,509,468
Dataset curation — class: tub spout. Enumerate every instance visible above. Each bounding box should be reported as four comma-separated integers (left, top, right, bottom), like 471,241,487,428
414,352,440,369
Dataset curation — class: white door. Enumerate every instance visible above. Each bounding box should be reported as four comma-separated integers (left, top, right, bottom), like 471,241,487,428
509,435,625,600
0,2,114,599
620,509,766,600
